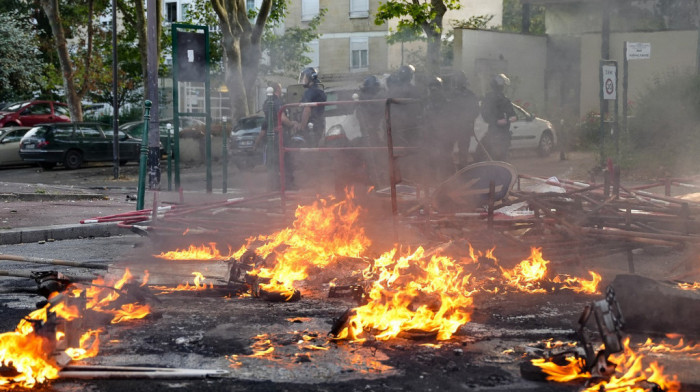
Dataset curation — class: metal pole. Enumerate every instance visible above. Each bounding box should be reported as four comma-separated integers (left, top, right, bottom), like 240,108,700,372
204,27,212,193
599,60,605,167
111,0,119,180
385,99,399,243
137,101,152,210
172,25,181,189
222,116,228,193
265,87,275,190
623,42,629,145
166,122,172,191
614,60,620,159
146,0,160,189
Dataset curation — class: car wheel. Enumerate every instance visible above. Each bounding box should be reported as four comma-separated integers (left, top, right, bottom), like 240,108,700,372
40,162,56,170
538,130,554,157
63,150,83,170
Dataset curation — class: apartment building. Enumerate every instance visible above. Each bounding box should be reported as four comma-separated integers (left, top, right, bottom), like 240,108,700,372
284,0,503,85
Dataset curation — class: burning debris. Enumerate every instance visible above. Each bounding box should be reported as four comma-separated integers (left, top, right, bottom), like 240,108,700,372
524,286,689,391
0,269,155,388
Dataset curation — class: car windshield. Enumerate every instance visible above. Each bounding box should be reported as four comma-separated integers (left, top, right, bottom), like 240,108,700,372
5,102,31,112
236,117,264,130
22,126,48,139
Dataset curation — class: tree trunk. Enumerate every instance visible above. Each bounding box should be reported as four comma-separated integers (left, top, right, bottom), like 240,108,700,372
134,0,149,99
77,0,94,98
423,0,447,77
40,0,83,121
223,34,249,120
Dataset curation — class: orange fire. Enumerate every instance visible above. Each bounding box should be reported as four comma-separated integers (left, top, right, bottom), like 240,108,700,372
334,247,474,341
151,272,213,293
532,338,681,392
155,242,234,260
636,336,700,361
0,268,156,388
677,281,700,291
243,189,371,299
65,329,102,360
499,248,600,294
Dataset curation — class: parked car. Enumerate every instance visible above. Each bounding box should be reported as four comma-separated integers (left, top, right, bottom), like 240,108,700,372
19,122,141,170
472,103,557,157
0,101,71,128
0,126,32,166
228,115,265,169
120,117,206,155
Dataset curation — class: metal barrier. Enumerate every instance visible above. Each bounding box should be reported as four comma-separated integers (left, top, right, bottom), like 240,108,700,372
274,98,420,220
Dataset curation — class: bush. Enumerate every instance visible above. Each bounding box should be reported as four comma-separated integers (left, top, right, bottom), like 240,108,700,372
627,72,700,176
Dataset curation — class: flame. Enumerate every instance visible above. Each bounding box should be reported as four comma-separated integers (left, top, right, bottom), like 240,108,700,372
0,331,59,388
553,271,602,294
335,247,474,341
532,338,681,392
0,268,153,387
492,248,601,294
636,337,700,360
65,329,102,360
501,248,550,293
245,189,371,299
155,242,234,260
677,281,700,290
151,272,213,293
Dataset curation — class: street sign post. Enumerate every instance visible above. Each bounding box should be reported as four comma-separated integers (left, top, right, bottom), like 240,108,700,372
599,60,618,165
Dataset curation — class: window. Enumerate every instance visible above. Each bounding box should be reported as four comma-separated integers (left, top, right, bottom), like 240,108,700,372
181,3,190,20
166,2,177,22
54,105,70,117
350,37,368,70
246,0,255,11
350,0,369,18
79,124,104,139
25,103,51,115
301,0,319,21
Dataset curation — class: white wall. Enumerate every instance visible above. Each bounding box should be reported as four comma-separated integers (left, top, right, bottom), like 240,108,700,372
454,29,547,109
579,30,699,117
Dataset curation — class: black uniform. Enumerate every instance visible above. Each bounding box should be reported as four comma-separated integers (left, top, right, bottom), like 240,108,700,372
446,87,480,168
301,84,327,145
477,90,516,162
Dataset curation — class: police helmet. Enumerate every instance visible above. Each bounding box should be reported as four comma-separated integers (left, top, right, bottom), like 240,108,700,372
428,76,443,91
361,75,381,94
299,67,319,86
396,64,415,83
490,73,511,90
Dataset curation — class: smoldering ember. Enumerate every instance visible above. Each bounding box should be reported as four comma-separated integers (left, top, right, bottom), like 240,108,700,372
1,171,700,392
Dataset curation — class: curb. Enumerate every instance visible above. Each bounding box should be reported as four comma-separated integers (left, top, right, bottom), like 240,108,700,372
0,193,109,202
0,223,135,245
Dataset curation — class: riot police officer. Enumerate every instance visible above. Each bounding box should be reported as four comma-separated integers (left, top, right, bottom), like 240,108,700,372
297,67,327,146
476,73,517,162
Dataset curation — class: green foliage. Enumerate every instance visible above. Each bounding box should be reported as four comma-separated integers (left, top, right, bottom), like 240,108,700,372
0,13,45,102
374,0,461,43
450,15,494,30
626,72,700,176
262,9,325,77
500,0,546,34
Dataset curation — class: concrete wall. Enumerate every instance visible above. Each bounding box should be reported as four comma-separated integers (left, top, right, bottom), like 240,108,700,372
579,30,699,117
454,29,547,109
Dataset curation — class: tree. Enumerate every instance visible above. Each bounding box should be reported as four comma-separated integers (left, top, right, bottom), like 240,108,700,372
261,10,325,77
0,13,45,102
39,0,111,121
375,0,461,76
207,0,276,121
